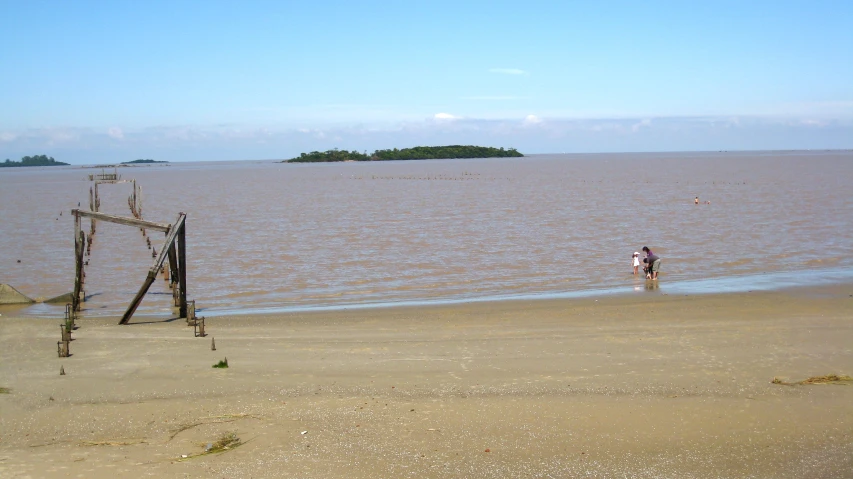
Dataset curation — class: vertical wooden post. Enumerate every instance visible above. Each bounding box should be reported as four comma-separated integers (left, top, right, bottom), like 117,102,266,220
73,211,83,311
178,218,187,318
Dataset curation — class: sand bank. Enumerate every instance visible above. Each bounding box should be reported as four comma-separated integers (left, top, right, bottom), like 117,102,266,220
1,286,852,478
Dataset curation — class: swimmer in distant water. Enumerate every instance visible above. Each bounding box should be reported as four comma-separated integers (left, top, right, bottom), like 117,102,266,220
694,196,699,205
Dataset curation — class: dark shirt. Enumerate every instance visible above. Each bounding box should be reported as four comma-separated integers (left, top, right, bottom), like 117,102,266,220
646,254,659,264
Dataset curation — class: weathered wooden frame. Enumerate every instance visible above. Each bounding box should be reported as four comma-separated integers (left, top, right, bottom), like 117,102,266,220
71,209,188,325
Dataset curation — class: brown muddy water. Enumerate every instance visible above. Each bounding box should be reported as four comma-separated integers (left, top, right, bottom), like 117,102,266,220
1,151,852,318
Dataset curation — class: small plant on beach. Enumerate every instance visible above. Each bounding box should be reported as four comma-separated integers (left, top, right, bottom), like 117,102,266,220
204,431,241,454
212,357,229,368
177,432,242,461
799,374,852,385
0,387,11,394
771,374,852,386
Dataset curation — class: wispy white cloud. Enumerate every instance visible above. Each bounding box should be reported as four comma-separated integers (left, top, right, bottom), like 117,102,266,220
523,115,542,125
433,112,460,120
108,127,124,139
488,68,528,76
2,114,851,164
631,118,651,132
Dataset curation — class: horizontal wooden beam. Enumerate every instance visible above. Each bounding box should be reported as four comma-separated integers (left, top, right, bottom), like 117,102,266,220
72,209,170,232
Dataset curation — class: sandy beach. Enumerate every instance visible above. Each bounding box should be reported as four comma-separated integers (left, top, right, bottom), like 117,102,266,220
1,286,852,478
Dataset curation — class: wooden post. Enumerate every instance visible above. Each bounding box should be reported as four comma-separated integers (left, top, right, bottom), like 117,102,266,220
194,317,205,337
65,304,76,329
73,213,83,311
178,217,187,319
61,323,72,341
138,185,142,218
186,299,196,325
57,340,70,357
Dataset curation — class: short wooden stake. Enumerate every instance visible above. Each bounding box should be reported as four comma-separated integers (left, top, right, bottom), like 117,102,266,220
195,316,206,337
60,365,66,375
211,337,216,350
57,340,70,357
61,324,72,342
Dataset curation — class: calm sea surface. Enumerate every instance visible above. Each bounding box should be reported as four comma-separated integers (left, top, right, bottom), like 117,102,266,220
1,151,852,318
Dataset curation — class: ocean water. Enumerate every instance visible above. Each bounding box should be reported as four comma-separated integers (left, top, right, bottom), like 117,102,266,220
1,151,852,318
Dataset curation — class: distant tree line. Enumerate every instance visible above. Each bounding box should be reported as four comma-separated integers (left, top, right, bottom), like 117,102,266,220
1,155,69,167
284,145,523,163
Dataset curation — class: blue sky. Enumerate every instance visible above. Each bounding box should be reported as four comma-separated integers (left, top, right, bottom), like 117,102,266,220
2,0,852,163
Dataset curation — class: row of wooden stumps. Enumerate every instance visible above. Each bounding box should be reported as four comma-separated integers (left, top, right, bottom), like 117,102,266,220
58,304,77,357
186,299,206,337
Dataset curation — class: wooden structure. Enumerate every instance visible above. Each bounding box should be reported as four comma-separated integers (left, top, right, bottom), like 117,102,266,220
87,167,121,181
71,209,188,325
90,179,142,218
186,300,206,337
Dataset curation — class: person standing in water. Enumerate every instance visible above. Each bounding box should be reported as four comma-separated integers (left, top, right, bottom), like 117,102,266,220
632,252,640,275
642,246,661,280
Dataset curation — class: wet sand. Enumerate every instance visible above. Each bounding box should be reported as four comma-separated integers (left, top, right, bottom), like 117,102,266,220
1,286,852,478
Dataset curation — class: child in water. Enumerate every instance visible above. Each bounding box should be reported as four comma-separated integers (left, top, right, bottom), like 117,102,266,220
632,252,640,275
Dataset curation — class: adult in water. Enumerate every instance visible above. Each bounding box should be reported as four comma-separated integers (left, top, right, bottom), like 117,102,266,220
642,246,661,280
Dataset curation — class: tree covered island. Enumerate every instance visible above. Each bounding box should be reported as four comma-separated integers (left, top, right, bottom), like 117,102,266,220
121,159,169,164
284,145,523,163
1,155,69,167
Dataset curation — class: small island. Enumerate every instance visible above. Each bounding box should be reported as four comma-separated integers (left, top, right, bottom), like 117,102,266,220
1,155,69,168
284,145,523,163
121,159,168,164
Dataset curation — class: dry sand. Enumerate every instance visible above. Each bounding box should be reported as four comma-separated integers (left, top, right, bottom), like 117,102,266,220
1,286,852,478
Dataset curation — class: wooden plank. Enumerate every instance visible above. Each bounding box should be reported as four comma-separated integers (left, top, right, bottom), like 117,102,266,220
150,214,184,273
177,217,188,318
94,180,133,185
73,209,170,232
167,242,179,285
118,272,156,325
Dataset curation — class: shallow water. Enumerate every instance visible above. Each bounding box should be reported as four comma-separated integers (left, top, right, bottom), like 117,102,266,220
1,150,852,318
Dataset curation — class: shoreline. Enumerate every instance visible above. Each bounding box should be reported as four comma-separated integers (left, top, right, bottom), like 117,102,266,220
5,266,853,320
2,285,852,478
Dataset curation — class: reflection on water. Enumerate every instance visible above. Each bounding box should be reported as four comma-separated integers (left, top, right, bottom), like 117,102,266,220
1,151,852,318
